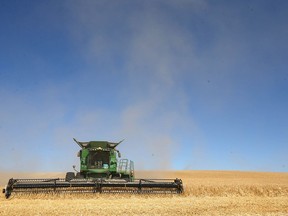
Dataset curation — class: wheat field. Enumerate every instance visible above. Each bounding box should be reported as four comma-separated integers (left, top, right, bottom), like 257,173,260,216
0,171,287,215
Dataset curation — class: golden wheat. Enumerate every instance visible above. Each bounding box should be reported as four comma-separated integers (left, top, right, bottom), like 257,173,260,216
0,171,287,215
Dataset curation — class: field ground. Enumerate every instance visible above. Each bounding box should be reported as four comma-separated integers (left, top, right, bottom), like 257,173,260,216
1,171,287,215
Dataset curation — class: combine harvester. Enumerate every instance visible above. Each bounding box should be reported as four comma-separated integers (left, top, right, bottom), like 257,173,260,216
3,138,183,198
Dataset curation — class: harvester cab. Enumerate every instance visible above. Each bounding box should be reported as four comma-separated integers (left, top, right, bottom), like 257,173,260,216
3,138,183,199
71,138,134,181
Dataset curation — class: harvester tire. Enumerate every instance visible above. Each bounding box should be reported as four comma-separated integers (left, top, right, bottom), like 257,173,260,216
65,172,75,182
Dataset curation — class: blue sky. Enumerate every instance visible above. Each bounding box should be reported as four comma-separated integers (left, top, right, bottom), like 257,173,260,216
0,0,287,172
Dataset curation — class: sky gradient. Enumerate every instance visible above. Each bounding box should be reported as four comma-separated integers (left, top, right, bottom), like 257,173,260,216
0,0,287,172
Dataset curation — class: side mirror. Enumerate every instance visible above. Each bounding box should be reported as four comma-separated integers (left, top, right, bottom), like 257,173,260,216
73,165,78,172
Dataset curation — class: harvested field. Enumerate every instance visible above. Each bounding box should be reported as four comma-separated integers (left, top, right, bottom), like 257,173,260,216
1,171,287,215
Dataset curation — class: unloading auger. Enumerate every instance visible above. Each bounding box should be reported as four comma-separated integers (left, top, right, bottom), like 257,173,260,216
3,138,183,198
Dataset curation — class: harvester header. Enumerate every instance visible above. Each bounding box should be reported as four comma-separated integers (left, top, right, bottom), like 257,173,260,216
3,138,183,198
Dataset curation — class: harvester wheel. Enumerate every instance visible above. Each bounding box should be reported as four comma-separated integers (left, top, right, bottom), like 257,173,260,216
65,172,75,182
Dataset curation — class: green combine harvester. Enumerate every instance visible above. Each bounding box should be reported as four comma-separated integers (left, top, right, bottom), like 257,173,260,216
3,138,183,198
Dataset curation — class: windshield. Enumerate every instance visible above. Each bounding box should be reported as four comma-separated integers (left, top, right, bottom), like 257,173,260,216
88,151,110,169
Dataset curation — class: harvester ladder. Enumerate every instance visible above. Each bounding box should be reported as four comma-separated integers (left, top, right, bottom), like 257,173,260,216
118,159,129,173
